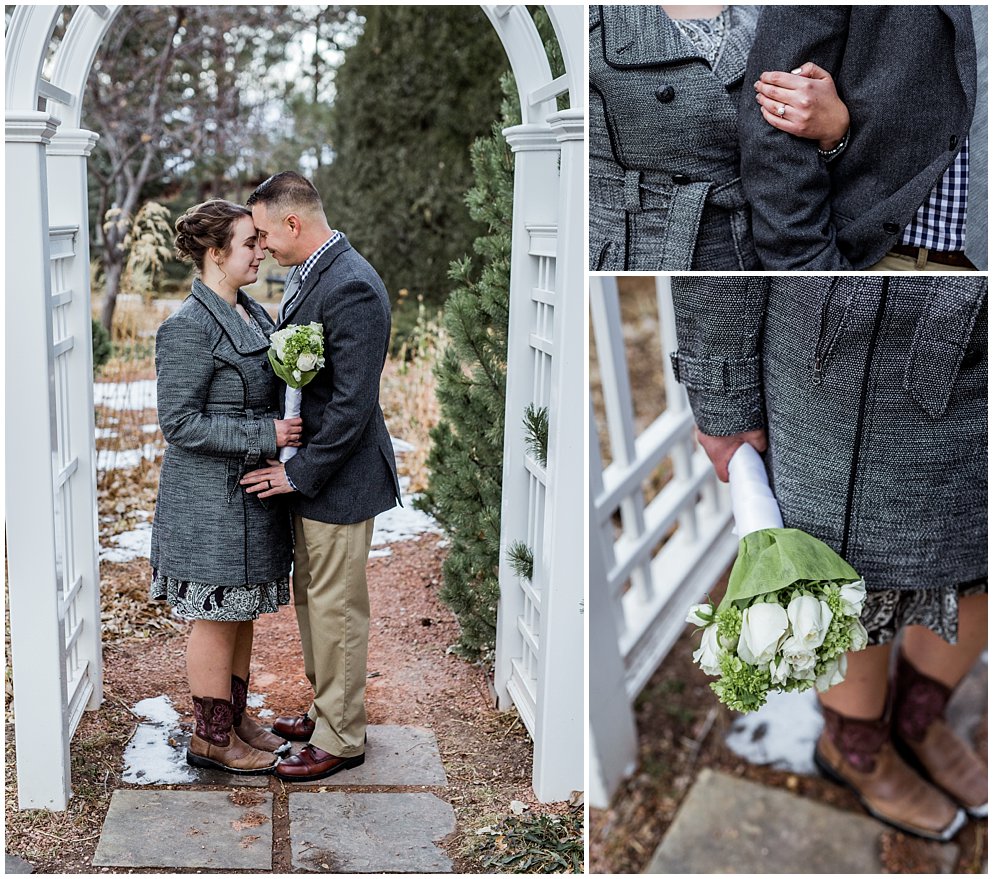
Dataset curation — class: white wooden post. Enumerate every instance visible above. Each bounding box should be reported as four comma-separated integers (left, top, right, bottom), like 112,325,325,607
529,109,584,802
5,110,74,810
48,127,104,713
493,123,560,716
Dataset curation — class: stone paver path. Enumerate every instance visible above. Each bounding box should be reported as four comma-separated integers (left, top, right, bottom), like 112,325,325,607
93,790,274,870
94,724,455,872
646,768,959,874
290,792,455,872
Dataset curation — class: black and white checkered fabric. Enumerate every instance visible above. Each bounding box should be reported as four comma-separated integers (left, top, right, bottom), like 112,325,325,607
300,230,343,282
900,137,970,252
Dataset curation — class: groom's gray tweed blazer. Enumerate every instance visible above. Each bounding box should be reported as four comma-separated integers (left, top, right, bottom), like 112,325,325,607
670,276,987,596
279,234,400,525
739,6,980,269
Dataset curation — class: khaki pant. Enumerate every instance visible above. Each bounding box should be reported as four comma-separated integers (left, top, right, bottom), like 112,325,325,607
292,515,375,757
870,250,977,272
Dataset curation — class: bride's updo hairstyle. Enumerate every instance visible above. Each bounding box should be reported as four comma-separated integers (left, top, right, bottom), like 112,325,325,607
174,199,252,271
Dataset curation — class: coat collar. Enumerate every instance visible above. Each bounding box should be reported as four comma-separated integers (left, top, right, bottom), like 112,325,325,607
601,5,757,87
277,234,352,328
190,278,272,355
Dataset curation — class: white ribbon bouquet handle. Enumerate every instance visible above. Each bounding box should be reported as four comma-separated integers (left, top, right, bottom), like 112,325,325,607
727,442,783,537
279,387,303,463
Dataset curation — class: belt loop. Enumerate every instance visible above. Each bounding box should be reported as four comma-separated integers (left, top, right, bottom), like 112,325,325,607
916,247,929,270
624,170,642,213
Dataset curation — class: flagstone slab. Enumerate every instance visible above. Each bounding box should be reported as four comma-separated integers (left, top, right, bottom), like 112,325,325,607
5,854,33,873
287,724,447,787
92,789,272,870
645,768,958,874
289,792,455,873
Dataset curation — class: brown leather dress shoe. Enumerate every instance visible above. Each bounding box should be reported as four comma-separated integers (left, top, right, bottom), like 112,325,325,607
275,744,365,782
893,653,988,818
271,714,316,742
816,710,965,841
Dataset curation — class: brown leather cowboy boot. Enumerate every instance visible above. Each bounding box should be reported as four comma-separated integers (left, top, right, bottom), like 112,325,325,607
893,652,988,818
815,702,966,840
187,695,278,775
231,675,289,754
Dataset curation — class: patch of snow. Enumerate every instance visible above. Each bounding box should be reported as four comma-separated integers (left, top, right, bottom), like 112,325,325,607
96,443,162,471
101,522,152,563
142,424,160,434
95,427,118,439
724,688,823,775
246,693,265,709
366,474,443,558
257,708,274,718
93,380,157,411
392,437,416,454
123,695,197,786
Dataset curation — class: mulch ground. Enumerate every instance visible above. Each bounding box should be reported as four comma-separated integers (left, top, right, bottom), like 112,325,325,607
589,574,988,874
6,534,578,873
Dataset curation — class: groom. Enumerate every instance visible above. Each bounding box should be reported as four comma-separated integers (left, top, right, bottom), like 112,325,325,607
740,5,986,270
241,171,401,781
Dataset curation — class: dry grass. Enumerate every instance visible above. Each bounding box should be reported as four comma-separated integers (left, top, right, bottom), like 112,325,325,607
381,298,446,493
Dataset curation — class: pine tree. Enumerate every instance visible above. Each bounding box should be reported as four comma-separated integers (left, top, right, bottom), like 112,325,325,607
414,67,517,659
416,10,564,661
324,6,507,336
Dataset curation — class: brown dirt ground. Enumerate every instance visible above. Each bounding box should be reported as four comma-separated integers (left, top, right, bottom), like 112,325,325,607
589,576,989,875
6,534,580,873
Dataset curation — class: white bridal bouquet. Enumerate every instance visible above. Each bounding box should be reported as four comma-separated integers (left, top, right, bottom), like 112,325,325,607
687,444,869,712
268,322,325,463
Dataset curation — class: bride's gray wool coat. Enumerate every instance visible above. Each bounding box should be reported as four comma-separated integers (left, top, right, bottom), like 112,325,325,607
670,276,988,597
589,4,760,271
150,279,293,587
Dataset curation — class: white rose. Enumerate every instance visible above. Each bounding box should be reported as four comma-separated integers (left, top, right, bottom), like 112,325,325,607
815,655,848,692
848,618,869,652
839,580,867,617
292,368,302,382
769,656,791,687
781,634,818,678
737,603,789,666
787,594,833,650
296,352,318,372
685,603,714,627
692,624,725,676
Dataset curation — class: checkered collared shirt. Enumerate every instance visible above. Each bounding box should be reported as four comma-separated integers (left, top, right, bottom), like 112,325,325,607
899,138,969,252
299,230,343,282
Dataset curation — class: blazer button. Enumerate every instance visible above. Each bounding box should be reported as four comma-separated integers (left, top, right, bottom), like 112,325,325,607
882,222,900,234
671,174,691,184
655,85,676,103
949,135,959,150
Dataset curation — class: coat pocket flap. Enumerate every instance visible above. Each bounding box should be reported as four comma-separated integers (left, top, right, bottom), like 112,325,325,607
905,278,987,419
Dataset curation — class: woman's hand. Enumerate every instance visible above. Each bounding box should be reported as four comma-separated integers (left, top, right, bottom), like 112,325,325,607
753,62,849,151
695,427,768,483
274,417,303,448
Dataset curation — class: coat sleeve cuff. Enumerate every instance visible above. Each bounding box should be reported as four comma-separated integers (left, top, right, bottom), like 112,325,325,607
670,350,766,436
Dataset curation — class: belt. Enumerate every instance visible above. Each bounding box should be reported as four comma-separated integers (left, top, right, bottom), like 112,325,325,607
889,244,976,269
591,159,746,270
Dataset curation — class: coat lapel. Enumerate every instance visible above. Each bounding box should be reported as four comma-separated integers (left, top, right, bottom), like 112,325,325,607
277,235,352,328
190,278,270,354
711,5,759,88
941,5,978,116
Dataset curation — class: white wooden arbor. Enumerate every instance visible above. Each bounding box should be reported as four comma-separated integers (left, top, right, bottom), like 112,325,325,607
5,4,584,810
588,276,737,807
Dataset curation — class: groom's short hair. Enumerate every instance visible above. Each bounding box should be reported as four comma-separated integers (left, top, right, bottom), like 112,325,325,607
247,171,324,218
